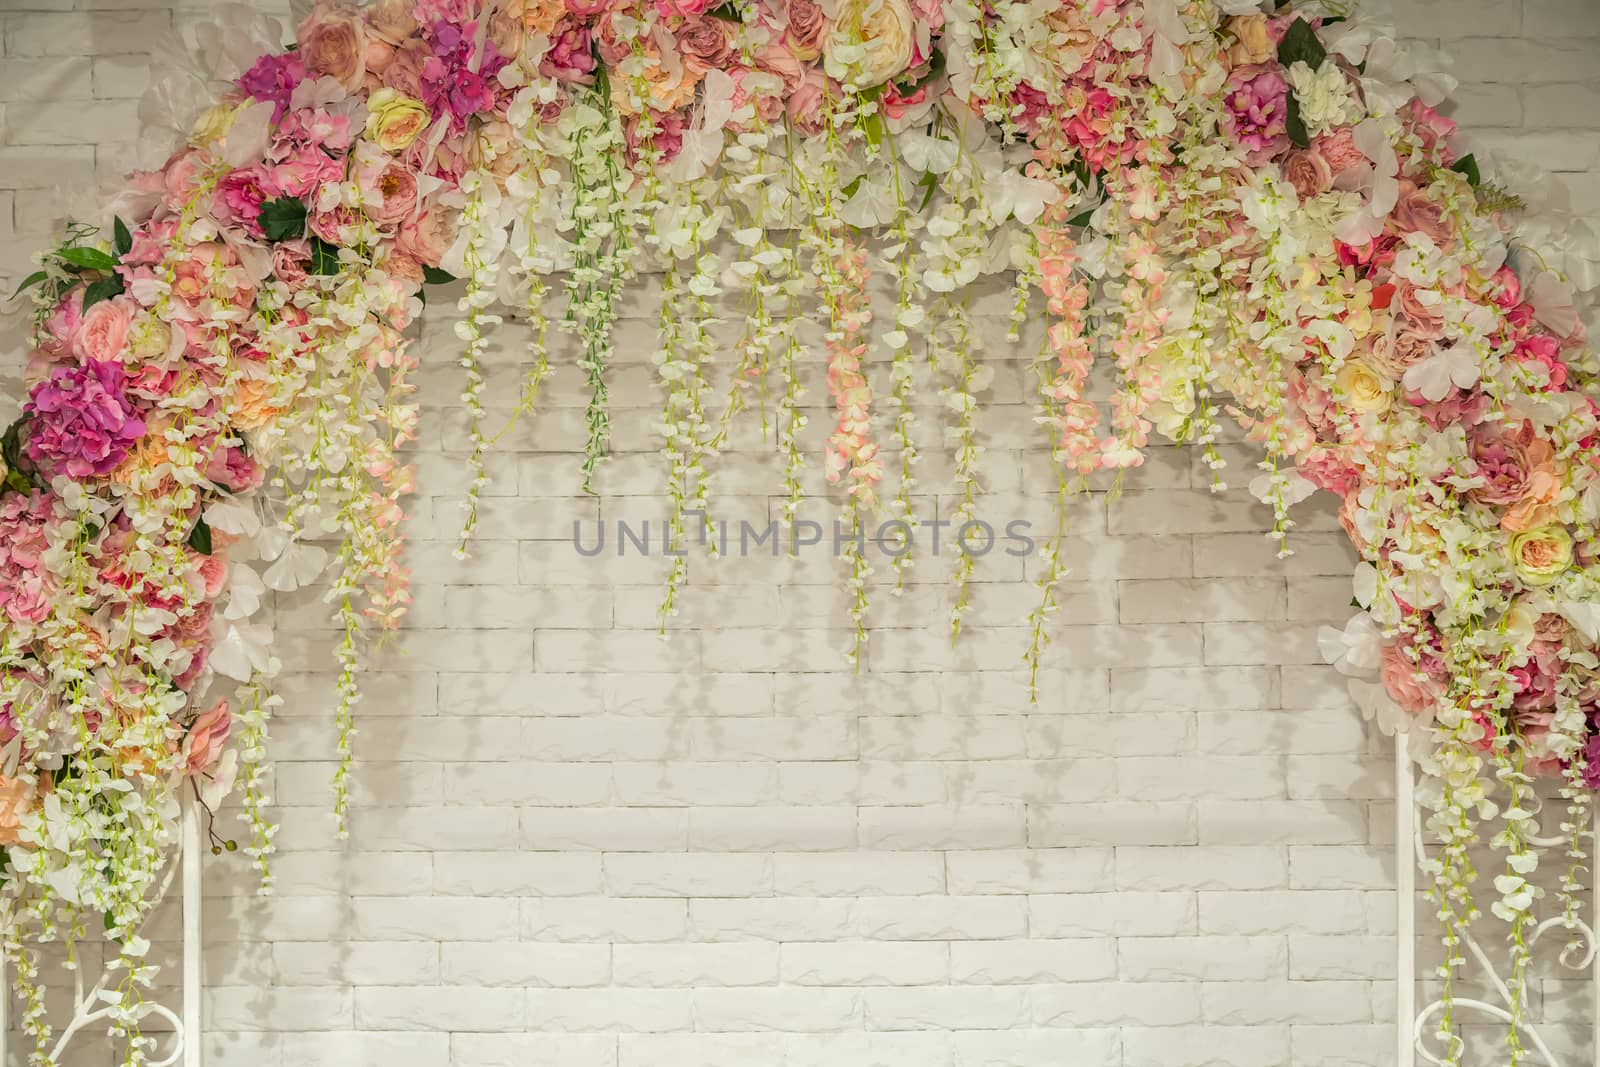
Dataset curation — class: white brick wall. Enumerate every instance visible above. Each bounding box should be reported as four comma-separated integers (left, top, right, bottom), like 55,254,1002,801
2,2,1599,1065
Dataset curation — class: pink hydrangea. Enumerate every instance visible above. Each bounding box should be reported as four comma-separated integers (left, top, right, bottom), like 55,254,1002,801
0,492,56,625
237,52,307,123
25,359,147,479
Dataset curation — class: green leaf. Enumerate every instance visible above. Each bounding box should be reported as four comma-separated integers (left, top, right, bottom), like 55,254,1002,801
421,265,457,286
113,217,133,258
916,171,938,213
1066,208,1096,228
187,515,213,556
55,246,118,272
309,237,342,276
1276,18,1327,72
259,197,309,242
706,2,741,20
1284,93,1310,150
80,274,125,313
859,109,886,149
9,271,48,299
1451,153,1482,187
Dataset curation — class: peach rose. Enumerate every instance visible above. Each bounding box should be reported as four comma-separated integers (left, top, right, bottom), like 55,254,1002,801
1502,437,1561,533
360,160,420,226
826,0,914,88
0,776,36,846
522,0,565,38
297,5,368,92
365,88,431,153
1282,149,1332,200
1226,14,1275,67
1510,526,1573,586
365,0,418,44
72,296,135,363
185,699,232,775
677,16,735,70
231,378,283,431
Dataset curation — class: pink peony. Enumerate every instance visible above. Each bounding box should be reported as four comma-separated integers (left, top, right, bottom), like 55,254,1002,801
677,16,734,70
265,146,345,199
25,359,147,479
542,19,597,83
1222,64,1290,165
214,165,274,237
783,0,828,60
397,209,455,267
1468,428,1534,506
40,289,84,362
358,159,420,227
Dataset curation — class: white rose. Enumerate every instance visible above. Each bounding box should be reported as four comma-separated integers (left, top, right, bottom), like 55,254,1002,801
825,0,915,89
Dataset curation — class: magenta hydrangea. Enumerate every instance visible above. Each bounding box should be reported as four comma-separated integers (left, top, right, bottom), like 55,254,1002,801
237,52,307,123
25,359,147,479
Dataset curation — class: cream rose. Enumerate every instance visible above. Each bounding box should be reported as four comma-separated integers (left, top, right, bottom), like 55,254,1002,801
825,0,914,89
365,89,431,153
1510,526,1573,587
189,103,241,150
1226,15,1275,67
1335,359,1391,414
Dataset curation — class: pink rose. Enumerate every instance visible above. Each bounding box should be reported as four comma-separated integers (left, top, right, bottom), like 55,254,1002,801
1313,127,1365,175
271,239,313,288
787,68,830,135
653,0,713,15
397,209,455,268
297,4,368,91
41,289,84,361
163,150,210,208
1366,323,1435,380
783,0,828,60
757,41,806,96
1393,281,1445,338
1391,180,1454,246
1282,149,1332,199
72,296,135,364
677,16,734,70
384,40,431,99
1380,644,1439,715
566,0,611,14
1467,428,1533,507
194,549,229,598
359,160,420,227
728,67,784,126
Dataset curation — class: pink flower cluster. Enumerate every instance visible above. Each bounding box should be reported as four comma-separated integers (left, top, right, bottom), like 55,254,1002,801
25,359,147,479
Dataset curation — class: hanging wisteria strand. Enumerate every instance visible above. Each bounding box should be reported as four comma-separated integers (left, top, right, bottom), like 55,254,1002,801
2,0,1600,1062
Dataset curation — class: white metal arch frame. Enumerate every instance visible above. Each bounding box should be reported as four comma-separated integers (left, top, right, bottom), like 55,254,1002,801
1397,744,1600,1067
1,796,202,1067
4,756,1595,1064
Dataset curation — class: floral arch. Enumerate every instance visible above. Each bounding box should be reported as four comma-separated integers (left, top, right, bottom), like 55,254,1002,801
1,0,1599,1062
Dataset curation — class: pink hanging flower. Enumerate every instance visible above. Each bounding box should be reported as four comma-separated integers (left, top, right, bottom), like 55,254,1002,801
25,359,147,479
0,492,58,626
